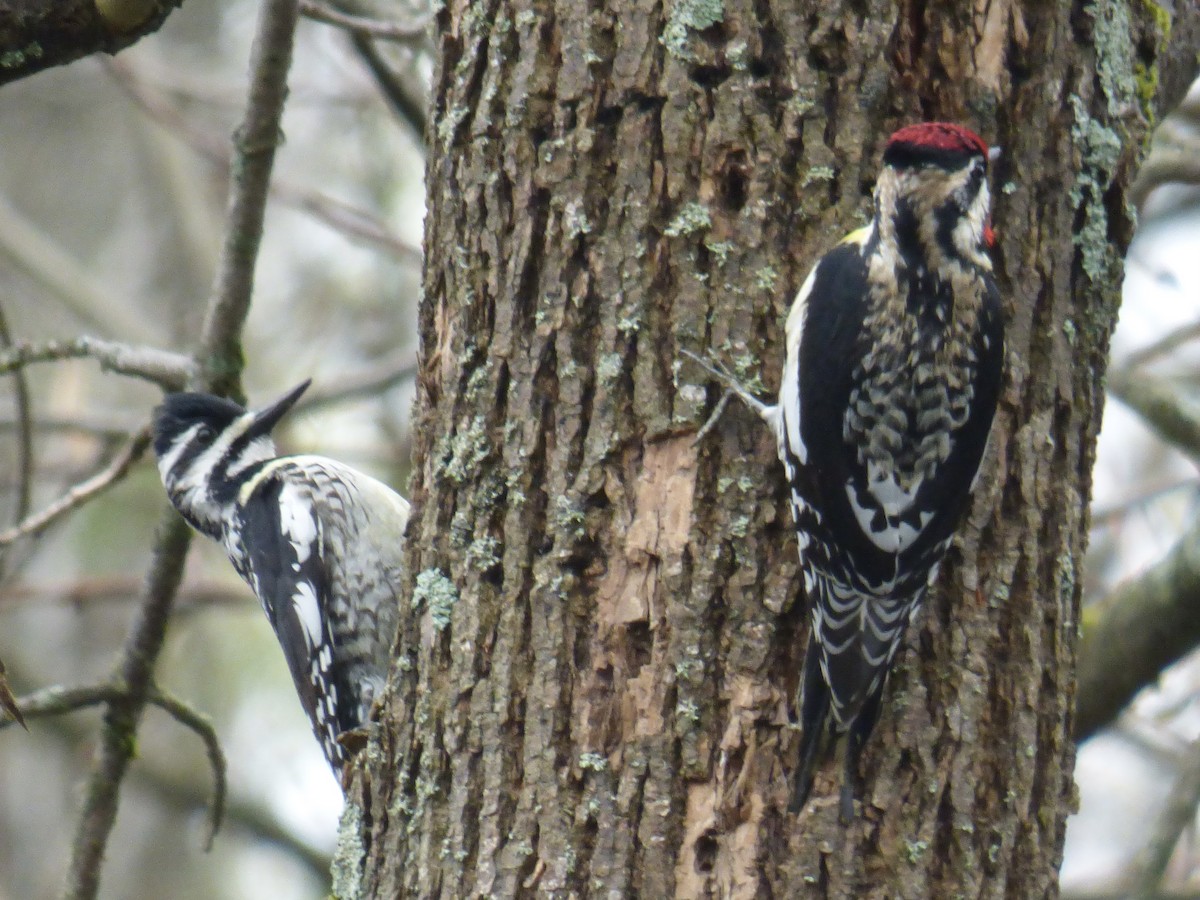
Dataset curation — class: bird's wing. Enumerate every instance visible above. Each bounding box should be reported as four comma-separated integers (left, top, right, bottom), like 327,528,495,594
239,469,349,767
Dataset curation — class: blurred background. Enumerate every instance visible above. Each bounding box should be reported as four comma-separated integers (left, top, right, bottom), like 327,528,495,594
1,3,1199,896
0,2,426,896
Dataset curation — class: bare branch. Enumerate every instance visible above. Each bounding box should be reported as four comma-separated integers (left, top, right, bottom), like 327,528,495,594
300,349,418,414
62,0,302,894
6,681,226,852
1131,144,1200,214
0,659,26,730
0,412,138,440
0,429,152,548
0,301,33,530
1076,514,1200,741
282,188,423,264
0,576,249,613
4,654,329,877
1108,368,1200,464
196,0,303,398
300,0,430,43
143,687,227,851
62,517,193,900
1118,314,1200,371
109,60,424,265
0,337,194,390
350,33,427,143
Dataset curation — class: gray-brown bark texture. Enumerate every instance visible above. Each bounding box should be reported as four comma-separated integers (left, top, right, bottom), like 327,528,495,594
345,0,1199,897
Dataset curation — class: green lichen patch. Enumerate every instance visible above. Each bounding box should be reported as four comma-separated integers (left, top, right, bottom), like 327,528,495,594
330,802,366,900
412,568,459,631
664,202,712,237
1068,95,1125,284
661,0,724,60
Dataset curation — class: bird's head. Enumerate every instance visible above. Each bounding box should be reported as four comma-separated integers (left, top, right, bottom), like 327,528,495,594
876,122,998,261
152,380,311,536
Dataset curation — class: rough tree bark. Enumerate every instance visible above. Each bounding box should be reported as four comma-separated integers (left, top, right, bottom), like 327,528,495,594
342,0,1199,897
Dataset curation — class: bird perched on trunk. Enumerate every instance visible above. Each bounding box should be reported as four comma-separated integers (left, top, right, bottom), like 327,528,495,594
686,122,1004,819
152,379,410,774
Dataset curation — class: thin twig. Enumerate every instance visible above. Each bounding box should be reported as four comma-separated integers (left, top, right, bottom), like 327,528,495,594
0,576,250,612
4,655,328,878
109,60,424,265
7,682,226,852
62,0,302,894
62,517,193,900
0,412,139,440
351,32,428,142
0,429,152,548
300,0,430,42
0,659,26,730
0,337,194,390
1107,368,1200,463
299,349,418,413
144,687,227,851
0,302,33,528
1091,477,1200,522
1120,325,1200,372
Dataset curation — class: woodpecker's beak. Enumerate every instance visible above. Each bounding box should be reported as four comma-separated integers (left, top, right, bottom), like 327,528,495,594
248,379,312,438
988,146,1001,163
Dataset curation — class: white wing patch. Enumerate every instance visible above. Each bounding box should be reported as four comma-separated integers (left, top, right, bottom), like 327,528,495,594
291,581,324,648
779,264,817,465
277,481,318,564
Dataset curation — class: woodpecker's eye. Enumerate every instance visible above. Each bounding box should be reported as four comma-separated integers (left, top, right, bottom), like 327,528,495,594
194,424,217,446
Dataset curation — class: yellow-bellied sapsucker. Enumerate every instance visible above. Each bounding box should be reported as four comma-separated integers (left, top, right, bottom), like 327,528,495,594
689,122,1003,818
152,380,410,774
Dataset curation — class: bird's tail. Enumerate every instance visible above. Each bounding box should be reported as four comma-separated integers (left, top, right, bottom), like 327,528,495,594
791,631,831,813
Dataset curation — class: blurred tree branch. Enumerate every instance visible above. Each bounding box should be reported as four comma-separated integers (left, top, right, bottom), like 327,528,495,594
0,304,32,527
1108,367,1200,463
61,0,302,895
1127,736,1200,899
110,59,425,265
300,0,430,43
0,0,185,86
2,646,332,880
4,681,227,851
1077,507,1200,741
0,428,151,548
351,33,427,142
1,576,250,613
1077,359,1200,739
1131,91,1200,215
0,337,194,389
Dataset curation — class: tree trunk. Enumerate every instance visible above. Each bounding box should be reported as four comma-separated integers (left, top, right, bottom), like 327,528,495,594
343,1,1199,896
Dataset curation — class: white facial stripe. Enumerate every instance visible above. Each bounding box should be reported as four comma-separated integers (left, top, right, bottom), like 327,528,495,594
157,422,203,483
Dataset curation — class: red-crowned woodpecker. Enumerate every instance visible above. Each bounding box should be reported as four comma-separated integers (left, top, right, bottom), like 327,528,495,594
687,122,1003,818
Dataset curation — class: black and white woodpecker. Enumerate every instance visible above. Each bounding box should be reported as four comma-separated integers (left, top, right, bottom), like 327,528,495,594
688,122,1004,818
152,380,410,774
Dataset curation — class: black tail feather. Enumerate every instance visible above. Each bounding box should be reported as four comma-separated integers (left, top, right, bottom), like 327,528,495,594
791,634,831,813
839,683,885,821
